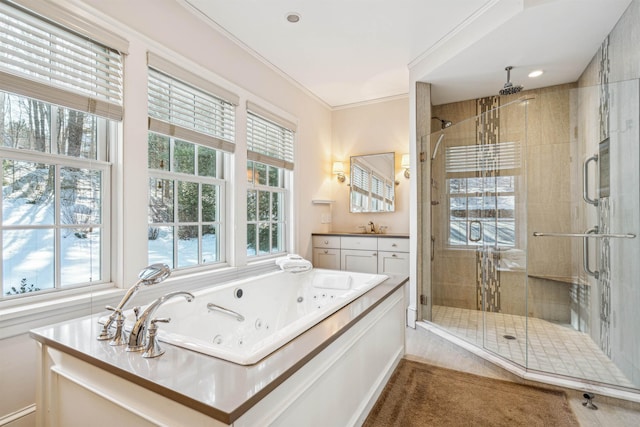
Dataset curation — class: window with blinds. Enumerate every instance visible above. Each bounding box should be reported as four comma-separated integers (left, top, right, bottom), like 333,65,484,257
0,2,124,120
0,2,119,299
445,142,520,247
245,105,293,258
147,57,237,270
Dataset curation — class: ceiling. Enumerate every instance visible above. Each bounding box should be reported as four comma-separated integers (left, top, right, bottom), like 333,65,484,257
182,0,632,108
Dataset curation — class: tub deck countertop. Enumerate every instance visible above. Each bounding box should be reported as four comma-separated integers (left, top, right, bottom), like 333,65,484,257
30,274,408,425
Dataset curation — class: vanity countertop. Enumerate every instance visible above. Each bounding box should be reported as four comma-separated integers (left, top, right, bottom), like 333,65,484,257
30,274,408,424
312,232,410,238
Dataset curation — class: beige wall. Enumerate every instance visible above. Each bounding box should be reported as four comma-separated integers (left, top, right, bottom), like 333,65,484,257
328,97,411,234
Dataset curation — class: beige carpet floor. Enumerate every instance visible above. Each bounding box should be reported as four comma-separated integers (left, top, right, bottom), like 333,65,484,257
364,359,579,427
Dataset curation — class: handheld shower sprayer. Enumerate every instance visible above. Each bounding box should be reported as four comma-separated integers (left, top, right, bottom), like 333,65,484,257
430,117,452,160
499,66,523,96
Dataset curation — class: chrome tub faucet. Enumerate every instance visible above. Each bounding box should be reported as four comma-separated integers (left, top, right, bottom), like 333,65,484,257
126,290,195,354
97,263,171,341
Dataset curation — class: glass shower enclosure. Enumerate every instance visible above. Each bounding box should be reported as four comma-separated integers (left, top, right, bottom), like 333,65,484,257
422,80,640,392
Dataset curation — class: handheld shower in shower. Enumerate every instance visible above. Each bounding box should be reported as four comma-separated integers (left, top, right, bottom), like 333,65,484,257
431,133,445,160
430,117,452,160
499,66,523,96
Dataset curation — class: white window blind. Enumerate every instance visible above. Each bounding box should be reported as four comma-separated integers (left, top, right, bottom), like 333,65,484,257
148,67,236,153
446,141,521,173
0,2,124,120
246,111,294,170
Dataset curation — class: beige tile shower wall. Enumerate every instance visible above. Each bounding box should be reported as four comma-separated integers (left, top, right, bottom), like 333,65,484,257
431,84,577,320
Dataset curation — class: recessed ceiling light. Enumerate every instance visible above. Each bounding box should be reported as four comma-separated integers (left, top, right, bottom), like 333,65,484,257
286,12,301,23
528,70,544,78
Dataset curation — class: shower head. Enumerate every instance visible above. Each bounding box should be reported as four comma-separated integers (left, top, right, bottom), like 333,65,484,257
431,133,445,160
499,66,523,96
432,117,452,130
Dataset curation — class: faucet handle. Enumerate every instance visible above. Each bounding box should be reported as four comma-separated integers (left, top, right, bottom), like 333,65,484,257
97,305,122,341
142,317,171,358
108,310,128,347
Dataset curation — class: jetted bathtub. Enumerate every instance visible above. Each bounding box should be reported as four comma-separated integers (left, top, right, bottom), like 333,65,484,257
122,269,388,365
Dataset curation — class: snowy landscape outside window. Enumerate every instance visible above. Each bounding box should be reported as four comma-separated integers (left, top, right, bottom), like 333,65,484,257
0,3,122,298
445,142,520,248
1,94,111,297
148,133,225,268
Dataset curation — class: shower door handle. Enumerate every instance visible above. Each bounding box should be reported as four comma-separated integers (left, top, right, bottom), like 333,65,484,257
583,226,600,279
431,236,435,261
533,231,636,239
583,154,599,206
469,220,482,242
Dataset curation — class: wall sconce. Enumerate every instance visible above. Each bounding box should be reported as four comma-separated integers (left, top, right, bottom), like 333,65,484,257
401,154,410,179
332,161,346,183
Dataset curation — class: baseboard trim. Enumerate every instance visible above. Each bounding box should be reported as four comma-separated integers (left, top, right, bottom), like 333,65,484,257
0,404,35,426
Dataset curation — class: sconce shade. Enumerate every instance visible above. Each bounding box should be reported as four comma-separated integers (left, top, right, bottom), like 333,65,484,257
401,154,410,179
332,161,345,174
332,161,346,183
401,154,410,169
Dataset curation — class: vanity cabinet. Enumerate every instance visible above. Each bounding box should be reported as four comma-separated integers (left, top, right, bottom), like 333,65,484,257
311,236,341,270
378,238,410,275
312,234,409,275
341,236,379,274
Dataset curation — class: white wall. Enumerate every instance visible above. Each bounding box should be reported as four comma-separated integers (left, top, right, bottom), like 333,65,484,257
328,97,411,234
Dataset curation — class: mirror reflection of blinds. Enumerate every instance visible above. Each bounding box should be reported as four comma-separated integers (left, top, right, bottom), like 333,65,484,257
0,2,125,120
247,112,294,170
371,175,384,200
147,67,236,153
446,141,521,173
351,164,369,193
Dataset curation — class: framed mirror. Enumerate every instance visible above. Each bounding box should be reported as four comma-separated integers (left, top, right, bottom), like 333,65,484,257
350,152,395,213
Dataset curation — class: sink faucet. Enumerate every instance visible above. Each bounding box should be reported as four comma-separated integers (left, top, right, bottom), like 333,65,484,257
368,221,376,233
126,291,194,352
97,263,171,341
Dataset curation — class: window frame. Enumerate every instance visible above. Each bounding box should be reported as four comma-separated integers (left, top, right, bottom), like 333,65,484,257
147,132,227,270
0,98,114,300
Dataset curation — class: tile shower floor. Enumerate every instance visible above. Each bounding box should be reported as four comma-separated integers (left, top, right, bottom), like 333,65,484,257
432,305,636,388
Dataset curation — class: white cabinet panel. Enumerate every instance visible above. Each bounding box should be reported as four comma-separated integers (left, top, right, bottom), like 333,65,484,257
378,251,410,275
341,249,378,274
340,236,378,251
378,238,410,253
312,248,340,270
312,236,340,249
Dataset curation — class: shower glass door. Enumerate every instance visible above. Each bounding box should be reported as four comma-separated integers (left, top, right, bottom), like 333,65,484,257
527,79,640,388
427,98,529,368
425,80,640,392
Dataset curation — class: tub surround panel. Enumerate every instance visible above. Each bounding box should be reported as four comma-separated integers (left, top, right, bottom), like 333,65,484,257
31,275,407,424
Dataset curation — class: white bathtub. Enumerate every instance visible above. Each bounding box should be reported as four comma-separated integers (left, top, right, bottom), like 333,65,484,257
124,269,388,365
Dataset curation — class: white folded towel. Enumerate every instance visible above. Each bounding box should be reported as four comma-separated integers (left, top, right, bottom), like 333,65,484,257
312,273,352,290
275,254,313,273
